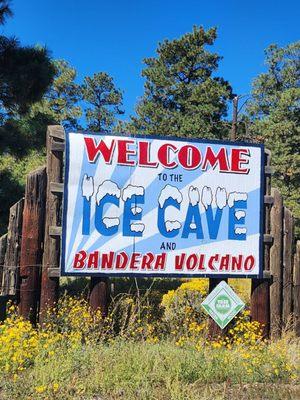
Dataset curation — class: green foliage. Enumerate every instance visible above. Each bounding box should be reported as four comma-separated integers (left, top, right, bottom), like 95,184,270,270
0,150,45,233
81,72,123,132
2,339,299,400
129,26,232,139
30,60,82,130
0,37,55,116
0,56,124,233
0,0,12,25
247,42,300,236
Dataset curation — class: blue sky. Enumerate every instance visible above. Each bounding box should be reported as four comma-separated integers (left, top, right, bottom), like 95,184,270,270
3,0,299,120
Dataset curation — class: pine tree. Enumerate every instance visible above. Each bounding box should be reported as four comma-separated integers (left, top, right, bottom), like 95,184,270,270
30,59,82,130
81,72,123,132
129,26,232,139
247,42,300,236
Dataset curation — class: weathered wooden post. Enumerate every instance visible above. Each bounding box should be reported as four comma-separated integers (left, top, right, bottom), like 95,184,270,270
1,199,24,302
293,241,300,336
282,208,294,328
251,150,271,337
269,188,283,337
19,167,46,324
89,277,109,317
0,234,8,320
39,126,64,323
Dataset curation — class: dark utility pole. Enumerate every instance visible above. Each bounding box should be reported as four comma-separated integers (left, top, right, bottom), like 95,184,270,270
231,95,239,141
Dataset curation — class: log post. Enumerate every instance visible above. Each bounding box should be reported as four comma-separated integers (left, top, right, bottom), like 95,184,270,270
1,199,24,303
293,241,300,336
89,277,110,317
282,208,294,328
0,234,7,320
40,126,64,323
251,150,271,337
269,188,283,337
19,167,46,324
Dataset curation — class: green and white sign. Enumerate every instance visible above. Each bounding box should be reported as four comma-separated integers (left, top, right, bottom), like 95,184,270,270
201,281,245,329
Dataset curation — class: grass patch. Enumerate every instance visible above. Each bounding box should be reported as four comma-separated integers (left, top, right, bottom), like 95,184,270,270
1,339,299,400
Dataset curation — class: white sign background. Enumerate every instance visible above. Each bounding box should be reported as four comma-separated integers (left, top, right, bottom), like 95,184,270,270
61,132,264,278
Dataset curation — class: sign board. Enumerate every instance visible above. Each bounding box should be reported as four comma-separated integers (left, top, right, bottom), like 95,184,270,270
61,132,264,277
201,281,245,329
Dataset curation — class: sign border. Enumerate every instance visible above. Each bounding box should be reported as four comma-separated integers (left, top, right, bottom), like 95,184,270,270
60,131,265,279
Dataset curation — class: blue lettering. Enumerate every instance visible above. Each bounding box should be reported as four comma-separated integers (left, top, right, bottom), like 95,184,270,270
158,197,181,238
182,204,204,239
228,200,247,240
95,194,119,236
123,195,145,237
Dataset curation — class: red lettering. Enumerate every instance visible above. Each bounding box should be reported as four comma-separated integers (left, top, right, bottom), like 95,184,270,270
101,252,114,269
73,250,87,269
202,147,229,172
231,149,250,174
208,254,219,270
175,253,186,270
154,253,166,270
219,254,230,271
141,252,155,269
138,141,158,168
130,252,141,270
117,139,136,166
87,251,99,269
158,143,178,168
116,252,128,269
178,145,201,170
186,254,198,270
84,138,115,163
244,255,255,271
197,254,205,270
232,255,243,271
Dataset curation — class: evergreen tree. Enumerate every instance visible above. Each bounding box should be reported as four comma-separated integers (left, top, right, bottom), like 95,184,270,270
81,72,123,132
30,59,82,131
247,42,300,236
0,0,12,25
0,0,55,233
129,26,232,139
0,37,55,119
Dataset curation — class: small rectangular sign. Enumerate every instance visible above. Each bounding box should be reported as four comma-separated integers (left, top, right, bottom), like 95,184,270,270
61,132,264,277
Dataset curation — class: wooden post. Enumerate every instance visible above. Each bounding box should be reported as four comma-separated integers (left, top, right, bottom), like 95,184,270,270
0,234,7,283
293,241,300,336
89,277,109,317
251,150,271,337
269,188,283,337
19,167,46,324
40,126,64,323
1,199,24,301
0,234,7,320
282,208,294,328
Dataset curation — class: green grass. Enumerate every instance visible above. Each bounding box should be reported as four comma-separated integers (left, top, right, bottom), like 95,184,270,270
1,339,299,400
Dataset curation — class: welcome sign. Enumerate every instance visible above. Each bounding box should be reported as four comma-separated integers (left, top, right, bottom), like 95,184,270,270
61,132,264,277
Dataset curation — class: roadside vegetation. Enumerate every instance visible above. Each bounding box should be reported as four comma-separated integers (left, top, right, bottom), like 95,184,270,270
0,279,299,400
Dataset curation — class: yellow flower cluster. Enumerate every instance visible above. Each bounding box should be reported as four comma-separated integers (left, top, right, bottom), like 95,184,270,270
0,311,38,374
0,297,105,376
229,278,251,303
43,295,104,345
212,310,264,348
0,293,298,395
161,278,208,307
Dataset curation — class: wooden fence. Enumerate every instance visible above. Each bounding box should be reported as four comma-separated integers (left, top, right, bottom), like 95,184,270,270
0,125,299,337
